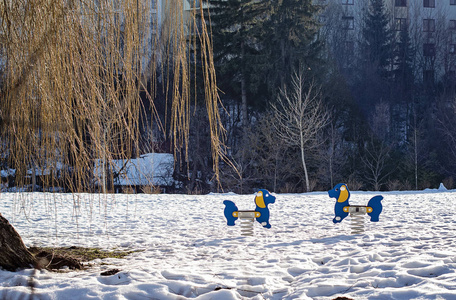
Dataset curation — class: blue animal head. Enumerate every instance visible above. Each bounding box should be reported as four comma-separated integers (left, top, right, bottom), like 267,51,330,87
254,189,275,228
329,183,350,223
254,189,276,209
328,183,350,204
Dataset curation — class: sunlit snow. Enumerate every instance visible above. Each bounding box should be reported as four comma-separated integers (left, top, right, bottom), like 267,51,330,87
0,188,455,299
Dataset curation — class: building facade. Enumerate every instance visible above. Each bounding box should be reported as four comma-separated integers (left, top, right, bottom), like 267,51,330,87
319,0,456,85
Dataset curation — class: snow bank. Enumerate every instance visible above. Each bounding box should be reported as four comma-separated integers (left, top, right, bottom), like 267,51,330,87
94,152,175,187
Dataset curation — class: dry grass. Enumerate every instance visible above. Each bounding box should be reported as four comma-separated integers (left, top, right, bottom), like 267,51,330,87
28,246,142,270
141,185,161,194
29,246,140,261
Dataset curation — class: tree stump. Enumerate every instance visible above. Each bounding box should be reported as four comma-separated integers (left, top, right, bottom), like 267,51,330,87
0,213,37,271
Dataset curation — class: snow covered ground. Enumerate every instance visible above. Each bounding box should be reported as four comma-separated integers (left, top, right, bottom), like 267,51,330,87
0,188,456,299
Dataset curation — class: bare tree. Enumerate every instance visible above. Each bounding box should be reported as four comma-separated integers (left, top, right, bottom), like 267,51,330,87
437,97,456,179
253,113,291,192
271,69,329,192
321,120,346,189
219,115,299,193
362,138,393,191
405,108,427,190
362,102,394,191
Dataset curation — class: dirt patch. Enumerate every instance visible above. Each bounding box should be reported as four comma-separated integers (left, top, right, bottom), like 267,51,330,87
28,246,141,271
100,268,121,276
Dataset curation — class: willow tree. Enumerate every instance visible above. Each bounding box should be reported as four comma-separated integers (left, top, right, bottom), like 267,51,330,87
0,0,223,193
0,0,223,270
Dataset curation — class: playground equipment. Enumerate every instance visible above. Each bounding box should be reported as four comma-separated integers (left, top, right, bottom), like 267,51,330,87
328,183,383,234
223,189,276,236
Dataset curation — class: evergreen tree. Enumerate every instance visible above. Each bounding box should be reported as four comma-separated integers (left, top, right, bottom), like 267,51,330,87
361,0,393,76
196,0,269,190
206,0,268,127
354,0,394,121
262,0,322,99
202,0,322,114
393,28,414,104
392,27,415,145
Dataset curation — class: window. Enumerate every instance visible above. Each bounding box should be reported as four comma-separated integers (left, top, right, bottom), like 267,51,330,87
450,20,456,30
342,0,354,4
423,70,434,85
452,32,456,44
395,0,407,6
423,43,436,56
395,18,407,31
319,15,327,25
342,16,354,30
344,41,354,54
451,0,456,5
423,19,435,32
424,0,435,7
187,0,200,8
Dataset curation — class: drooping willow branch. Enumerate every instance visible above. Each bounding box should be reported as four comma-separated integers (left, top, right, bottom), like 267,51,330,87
0,0,225,192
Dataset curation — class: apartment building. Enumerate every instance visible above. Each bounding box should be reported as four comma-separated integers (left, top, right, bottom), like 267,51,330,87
151,0,456,85
319,0,456,84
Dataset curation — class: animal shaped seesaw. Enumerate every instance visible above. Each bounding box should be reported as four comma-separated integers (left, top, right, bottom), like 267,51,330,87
328,183,383,234
223,189,276,236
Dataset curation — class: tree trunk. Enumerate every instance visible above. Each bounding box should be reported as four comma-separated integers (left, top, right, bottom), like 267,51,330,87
241,42,248,129
300,132,310,192
0,214,37,271
414,114,418,190
329,123,335,189
32,162,37,192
